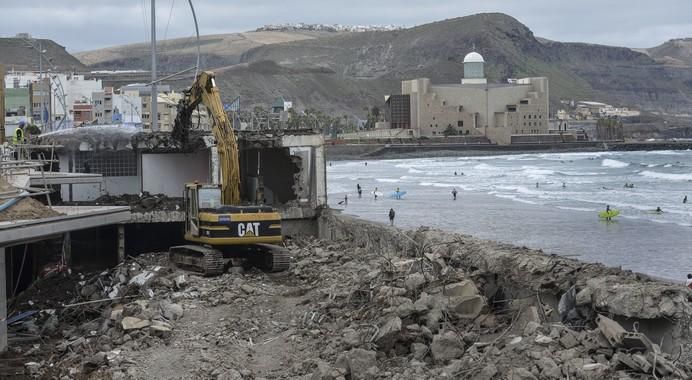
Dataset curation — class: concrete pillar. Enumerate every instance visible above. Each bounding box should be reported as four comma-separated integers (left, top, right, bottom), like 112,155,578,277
0,247,6,352
63,232,71,266
210,146,220,185
117,224,125,263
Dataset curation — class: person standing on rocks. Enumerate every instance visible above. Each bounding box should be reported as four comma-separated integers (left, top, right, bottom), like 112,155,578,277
388,208,395,226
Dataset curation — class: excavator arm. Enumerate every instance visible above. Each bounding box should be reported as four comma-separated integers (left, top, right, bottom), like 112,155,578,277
173,71,241,205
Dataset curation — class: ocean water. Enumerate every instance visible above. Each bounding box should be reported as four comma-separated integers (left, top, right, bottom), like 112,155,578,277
327,150,692,280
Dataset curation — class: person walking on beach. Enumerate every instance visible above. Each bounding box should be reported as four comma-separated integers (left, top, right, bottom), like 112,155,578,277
388,208,395,226
452,187,458,200
344,194,348,205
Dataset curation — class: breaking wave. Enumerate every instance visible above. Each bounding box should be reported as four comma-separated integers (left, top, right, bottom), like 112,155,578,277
601,159,629,168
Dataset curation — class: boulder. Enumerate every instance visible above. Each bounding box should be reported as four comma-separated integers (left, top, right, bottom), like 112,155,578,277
335,349,377,380
507,367,538,380
311,360,335,380
430,331,465,362
404,273,426,291
160,301,184,321
411,343,428,360
374,317,402,349
342,328,362,348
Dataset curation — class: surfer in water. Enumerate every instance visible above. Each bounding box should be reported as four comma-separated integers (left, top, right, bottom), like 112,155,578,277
395,187,402,199
357,184,362,198
536,182,539,188
388,208,396,226
684,195,687,204
656,206,663,213
374,187,379,200
452,188,458,200
605,205,612,221
454,171,457,176
562,182,566,188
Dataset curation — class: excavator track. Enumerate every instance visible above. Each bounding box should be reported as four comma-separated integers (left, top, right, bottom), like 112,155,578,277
169,245,225,276
254,244,291,272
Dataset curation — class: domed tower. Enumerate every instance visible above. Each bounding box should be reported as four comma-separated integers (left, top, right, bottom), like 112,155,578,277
462,51,487,84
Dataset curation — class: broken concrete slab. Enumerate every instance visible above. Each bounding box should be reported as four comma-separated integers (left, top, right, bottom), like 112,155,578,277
121,317,150,330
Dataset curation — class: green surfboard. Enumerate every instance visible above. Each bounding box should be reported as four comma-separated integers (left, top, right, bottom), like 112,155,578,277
598,210,620,219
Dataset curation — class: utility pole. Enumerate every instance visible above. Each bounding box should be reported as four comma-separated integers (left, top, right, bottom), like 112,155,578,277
0,64,5,144
150,0,158,131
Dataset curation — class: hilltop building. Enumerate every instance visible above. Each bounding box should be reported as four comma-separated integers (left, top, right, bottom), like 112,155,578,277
385,51,550,145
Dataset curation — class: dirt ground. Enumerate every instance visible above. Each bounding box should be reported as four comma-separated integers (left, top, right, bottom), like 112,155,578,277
2,231,691,379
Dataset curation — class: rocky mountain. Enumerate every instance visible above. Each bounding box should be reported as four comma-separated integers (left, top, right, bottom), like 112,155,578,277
47,13,692,118
231,13,692,115
641,38,692,67
74,30,335,72
0,37,87,72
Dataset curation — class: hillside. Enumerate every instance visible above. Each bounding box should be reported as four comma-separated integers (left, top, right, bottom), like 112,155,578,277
643,38,692,67
234,13,692,115
0,37,87,72
77,13,692,118
74,30,336,72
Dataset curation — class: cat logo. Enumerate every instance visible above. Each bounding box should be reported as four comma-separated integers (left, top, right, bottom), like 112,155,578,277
238,222,261,237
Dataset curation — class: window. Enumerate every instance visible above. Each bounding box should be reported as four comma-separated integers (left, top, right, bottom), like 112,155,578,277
74,151,138,177
520,100,529,105
457,121,463,127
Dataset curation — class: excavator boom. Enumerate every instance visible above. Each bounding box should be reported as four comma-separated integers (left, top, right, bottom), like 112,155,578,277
170,72,288,275
173,71,240,205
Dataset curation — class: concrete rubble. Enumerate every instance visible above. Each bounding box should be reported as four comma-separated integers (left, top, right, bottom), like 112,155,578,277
3,212,692,379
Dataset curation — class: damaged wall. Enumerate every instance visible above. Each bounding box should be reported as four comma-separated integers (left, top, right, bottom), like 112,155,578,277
240,148,300,205
318,211,692,352
141,151,210,197
58,151,141,201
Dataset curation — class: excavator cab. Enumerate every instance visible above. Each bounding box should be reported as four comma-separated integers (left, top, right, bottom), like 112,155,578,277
182,182,282,244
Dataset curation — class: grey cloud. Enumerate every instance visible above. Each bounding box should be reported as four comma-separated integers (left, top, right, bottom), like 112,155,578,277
1,0,691,51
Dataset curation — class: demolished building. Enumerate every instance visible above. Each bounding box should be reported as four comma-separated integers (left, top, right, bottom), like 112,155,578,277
35,125,326,239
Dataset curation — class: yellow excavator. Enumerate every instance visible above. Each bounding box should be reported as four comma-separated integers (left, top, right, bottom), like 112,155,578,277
168,71,289,275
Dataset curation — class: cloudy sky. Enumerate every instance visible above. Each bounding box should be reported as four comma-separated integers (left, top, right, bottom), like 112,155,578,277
2,0,692,52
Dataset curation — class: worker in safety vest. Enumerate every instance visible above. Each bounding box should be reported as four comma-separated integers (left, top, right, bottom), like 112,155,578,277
14,122,25,144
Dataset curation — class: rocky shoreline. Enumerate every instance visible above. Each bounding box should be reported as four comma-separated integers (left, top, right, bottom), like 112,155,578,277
2,211,690,379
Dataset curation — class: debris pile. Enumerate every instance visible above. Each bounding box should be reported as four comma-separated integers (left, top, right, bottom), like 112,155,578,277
5,219,692,378
0,197,63,222
7,253,188,378
288,235,692,379
0,177,63,222
62,192,182,212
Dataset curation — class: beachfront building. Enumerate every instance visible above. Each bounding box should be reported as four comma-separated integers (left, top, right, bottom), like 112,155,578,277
386,51,550,145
